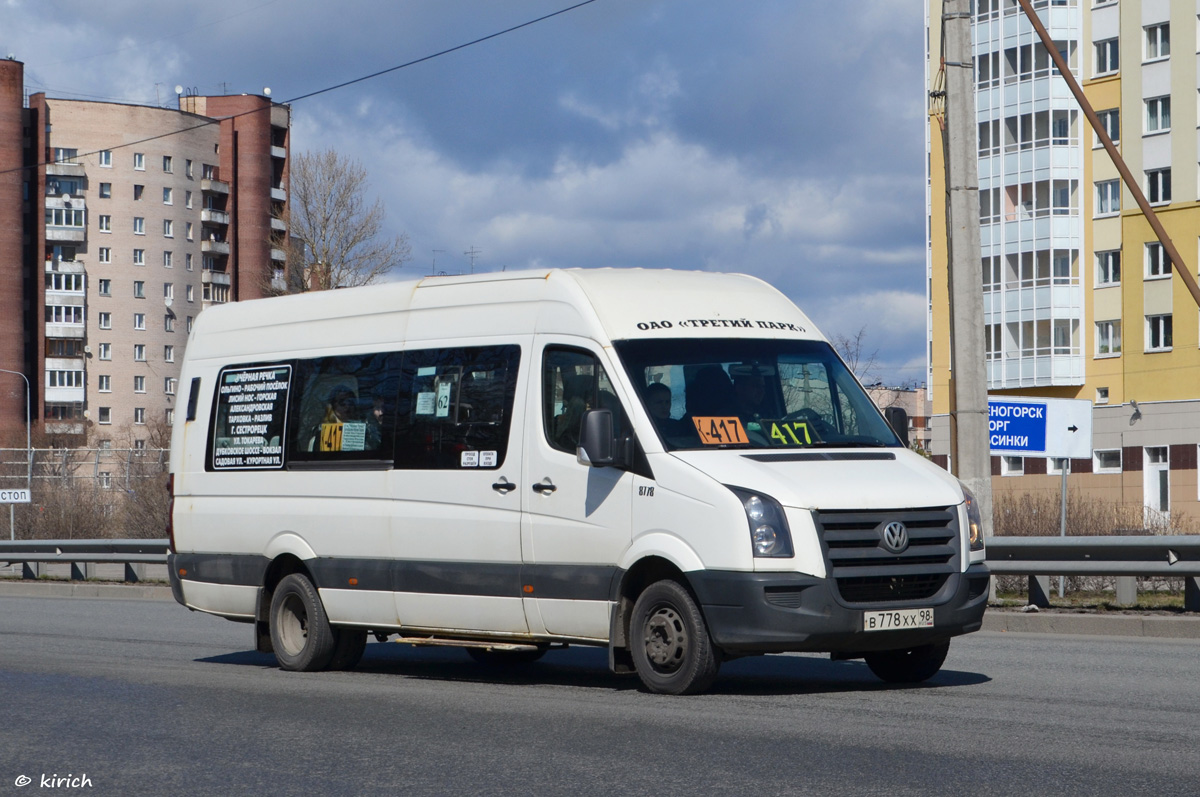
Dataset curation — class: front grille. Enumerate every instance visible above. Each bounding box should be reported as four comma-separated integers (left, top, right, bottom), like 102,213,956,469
815,507,960,606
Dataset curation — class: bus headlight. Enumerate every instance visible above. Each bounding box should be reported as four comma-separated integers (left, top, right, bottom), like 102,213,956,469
728,487,794,558
961,483,985,551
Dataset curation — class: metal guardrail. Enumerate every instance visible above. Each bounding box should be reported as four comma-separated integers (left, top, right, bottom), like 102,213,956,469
2,536,1199,611
987,536,1200,611
0,539,168,583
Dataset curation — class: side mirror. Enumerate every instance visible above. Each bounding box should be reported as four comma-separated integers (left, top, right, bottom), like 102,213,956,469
577,409,614,467
883,406,909,448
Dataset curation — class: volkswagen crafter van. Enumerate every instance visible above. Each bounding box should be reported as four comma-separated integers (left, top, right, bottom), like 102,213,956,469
168,268,988,694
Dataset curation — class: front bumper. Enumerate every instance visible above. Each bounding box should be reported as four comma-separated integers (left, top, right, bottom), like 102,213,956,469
687,563,990,655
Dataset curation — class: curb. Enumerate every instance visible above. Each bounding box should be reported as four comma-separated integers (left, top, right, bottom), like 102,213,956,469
0,580,173,601
983,609,1200,639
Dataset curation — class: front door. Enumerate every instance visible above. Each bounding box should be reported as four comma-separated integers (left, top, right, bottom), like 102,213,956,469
1143,446,1170,527
521,340,635,639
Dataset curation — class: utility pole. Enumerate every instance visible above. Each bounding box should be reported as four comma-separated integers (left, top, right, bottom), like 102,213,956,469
940,0,993,539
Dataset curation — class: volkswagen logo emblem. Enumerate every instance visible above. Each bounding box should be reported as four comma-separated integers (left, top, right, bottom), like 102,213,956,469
882,521,909,554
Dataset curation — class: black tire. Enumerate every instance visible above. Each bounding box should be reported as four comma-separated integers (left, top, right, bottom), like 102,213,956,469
864,639,950,684
327,628,368,671
466,646,547,666
269,573,336,672
629,580,720,695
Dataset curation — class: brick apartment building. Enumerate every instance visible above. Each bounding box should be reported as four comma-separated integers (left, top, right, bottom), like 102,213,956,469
0,57,290,445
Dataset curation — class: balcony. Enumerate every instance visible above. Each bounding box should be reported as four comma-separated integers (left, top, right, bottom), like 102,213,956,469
45,258,85,274
271,247,286,263
44,324,85,339
271,217,287,232
201,269,231,286
201,178,230,195
271,145,287,160
46,422,86,436
270,187,287,202
201,239,230,256
45,161,85,177
45,227,86,243
201,208,229,225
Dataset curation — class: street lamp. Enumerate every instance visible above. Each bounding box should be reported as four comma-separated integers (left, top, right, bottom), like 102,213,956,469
0,367,31,541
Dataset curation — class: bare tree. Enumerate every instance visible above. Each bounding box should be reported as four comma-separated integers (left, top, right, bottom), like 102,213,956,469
271,149,412,294
830,325,880,385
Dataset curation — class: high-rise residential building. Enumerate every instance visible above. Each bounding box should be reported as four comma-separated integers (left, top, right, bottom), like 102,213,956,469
0,58,290,444
926,1,1200,523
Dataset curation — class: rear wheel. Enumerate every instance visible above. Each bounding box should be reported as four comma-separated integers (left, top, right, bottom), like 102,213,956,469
629,580,720,695
864,640,950,684
466,646,547,666
269,573,336,672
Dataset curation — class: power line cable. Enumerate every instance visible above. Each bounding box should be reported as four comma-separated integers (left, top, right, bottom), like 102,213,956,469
1,0,600,177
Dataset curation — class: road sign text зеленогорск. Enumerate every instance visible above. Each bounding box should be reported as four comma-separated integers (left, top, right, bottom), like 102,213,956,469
987,397,1093,460
0,488,31,503
988,401,1047,452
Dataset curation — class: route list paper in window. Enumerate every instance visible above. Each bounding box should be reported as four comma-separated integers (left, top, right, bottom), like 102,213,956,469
212,365,292,469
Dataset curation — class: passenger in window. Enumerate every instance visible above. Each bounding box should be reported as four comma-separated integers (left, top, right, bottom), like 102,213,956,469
644,382,688,439
732,366,767,422
554,372,592,450
324,386,358,423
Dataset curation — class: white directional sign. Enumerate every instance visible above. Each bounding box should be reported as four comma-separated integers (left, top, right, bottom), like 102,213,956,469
0,488,31,504
988,397,1093,459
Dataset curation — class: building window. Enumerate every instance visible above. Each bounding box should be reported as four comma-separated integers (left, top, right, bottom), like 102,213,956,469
1145,96,1171,134
1001,456,1024,476
163,187,173,205
98,407,111,424
134,217,145,235
44,305,84,325
1145,23,1170,61
186,316,194,333
133,313,146,330
97,247,111,264
134,344,146,361
133,249,145,266
185,159,193,178
166,409,175,426
98,343,111,360
202,163,215,180
133,184,144,201
134,375,146,393
1094,449,1121,473
1096,320,1121,356
134,408,146,425
163,155,173,173
134,152,145,170
185,190,193,209
1095,38,1119,75
164,314,174,332
1146,314,1173,351
98,375,111,392
1095,180,1120,216
1096,387,1109,404
45,273,84,292
99,150,112,167
46,370,84,388
1146,242,1171,277
1095,108,1119,146
185,285,194,302
186,222,194,241
98,312,111,329
185,253,193,271
1096,250,1120,285
165,377,176,395
1147,168,1171,203
98,214,111,233
133,280,145,298
163,251,173,268
98,278,111,296
45,208,85,228
1048,457,1070,476
163,219,173,238
164,345,175,363
98,182,112,198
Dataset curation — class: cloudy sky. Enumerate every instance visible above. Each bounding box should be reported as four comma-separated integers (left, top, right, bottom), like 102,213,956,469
6,0,931,385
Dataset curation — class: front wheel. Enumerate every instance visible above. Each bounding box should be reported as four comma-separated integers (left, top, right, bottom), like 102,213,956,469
629,580,720,695
864,640,950,684
269,573,336,672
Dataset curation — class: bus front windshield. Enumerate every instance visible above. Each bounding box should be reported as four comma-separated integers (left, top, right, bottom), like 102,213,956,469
613,338,901,451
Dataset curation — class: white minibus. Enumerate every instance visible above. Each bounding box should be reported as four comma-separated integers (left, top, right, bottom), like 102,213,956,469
168,268,988,694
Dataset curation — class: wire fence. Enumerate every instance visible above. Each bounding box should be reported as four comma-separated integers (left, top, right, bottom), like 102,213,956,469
0,448,169,540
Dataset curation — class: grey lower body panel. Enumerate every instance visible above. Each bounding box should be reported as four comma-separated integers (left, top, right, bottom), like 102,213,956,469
687,564,990,655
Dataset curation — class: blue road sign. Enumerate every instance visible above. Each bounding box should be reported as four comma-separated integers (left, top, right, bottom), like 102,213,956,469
988,401,1047,453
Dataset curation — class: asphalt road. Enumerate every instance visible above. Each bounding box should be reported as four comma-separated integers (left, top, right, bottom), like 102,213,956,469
1,595,1198,796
